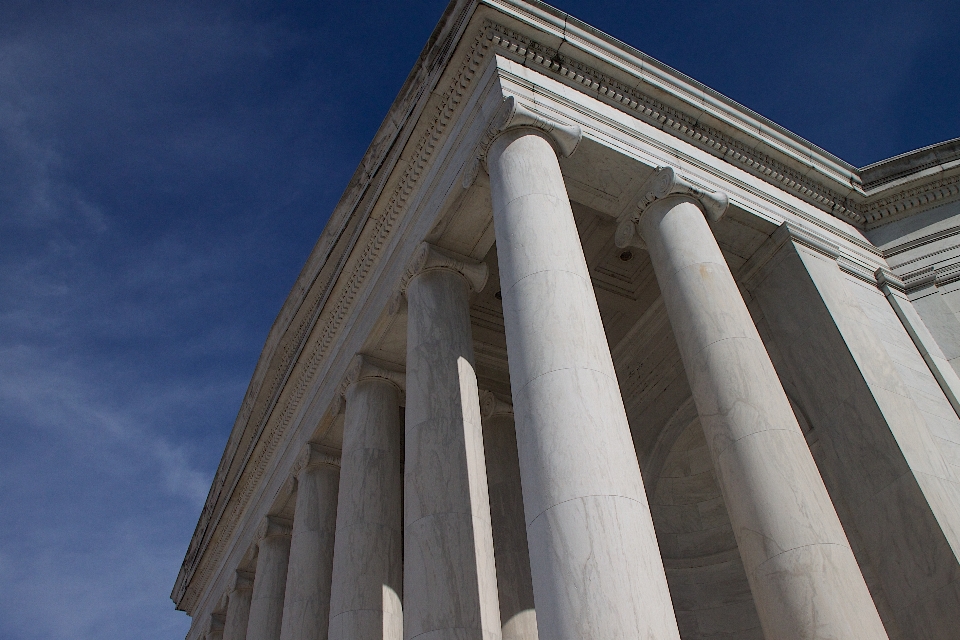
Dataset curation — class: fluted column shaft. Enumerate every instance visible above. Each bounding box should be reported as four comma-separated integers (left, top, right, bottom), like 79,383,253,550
279,445,341,640
247,517,293,640
224,571,254,640
329,364,404,640
403,247,501,640
479,394,538,640
638,191,888,639
487,127,680,640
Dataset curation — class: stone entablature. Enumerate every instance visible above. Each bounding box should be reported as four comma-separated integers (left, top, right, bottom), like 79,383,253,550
174,2,960,639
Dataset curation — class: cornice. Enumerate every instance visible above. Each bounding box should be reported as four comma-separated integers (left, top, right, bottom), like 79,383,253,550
480,16,960,228
481,20,866,225
860,138,960,190
738,221,893,294
173,8,493,614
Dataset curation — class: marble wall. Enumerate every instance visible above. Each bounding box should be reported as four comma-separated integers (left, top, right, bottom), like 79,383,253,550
748,238,960,640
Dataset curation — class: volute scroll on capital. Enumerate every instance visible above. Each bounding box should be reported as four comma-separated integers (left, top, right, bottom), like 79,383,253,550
463,95,583,188
204,612,225,638
388,242,489,314
479,390,513,419
293,442,341,478
230,568,254,593
255,515,293,542
330,354,406,414
615,166,730,251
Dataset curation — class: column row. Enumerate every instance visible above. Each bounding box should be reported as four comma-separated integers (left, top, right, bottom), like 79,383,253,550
210,97,896,640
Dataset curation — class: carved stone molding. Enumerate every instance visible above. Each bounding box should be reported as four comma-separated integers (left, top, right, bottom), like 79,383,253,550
479,390,513,418
205,612,225,637
483,20,960,229
231,569,254,593
174,23,495,613
734,221,899,297
878,263,960,296
463,95,582,188
330,353,406,415
615,166,730,250
293,442,341,478
255,515,293,543
481,21,864,225
389,242,489,314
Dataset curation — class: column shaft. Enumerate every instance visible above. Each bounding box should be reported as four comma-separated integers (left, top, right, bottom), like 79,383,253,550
638,193,888,639
404,263,501,640
329,375,404,640
279,446,341,640
487,128,680,640
480,399,538,640
246,517,293,640
223,571,254,640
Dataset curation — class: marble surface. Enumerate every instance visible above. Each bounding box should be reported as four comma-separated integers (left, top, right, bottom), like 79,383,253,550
328,376,404,640
279,447,340,640
246,517,293,640
752,239,960,639
480,404,539,640
403,265,501,640
652,419,764,640
222,571,253,640
489,128,680,640
640,195,888,639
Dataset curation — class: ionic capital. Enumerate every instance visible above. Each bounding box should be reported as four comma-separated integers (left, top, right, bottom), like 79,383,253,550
464,96,582,188
293,442,341,478
615,166,730,250
491,95,581,158
205,612,225,640
231,568,254,593
389,242,488,314
479,390,513,418
255,515,292,542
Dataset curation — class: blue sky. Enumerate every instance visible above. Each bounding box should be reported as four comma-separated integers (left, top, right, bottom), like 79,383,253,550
0,1,957,639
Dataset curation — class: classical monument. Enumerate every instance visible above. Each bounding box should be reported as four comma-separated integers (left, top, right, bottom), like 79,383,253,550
172,1,960,638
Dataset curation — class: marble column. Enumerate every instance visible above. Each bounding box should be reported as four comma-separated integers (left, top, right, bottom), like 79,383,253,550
246,516,293,640
620,166,888,639
400,242,502,640
279,444,341,640
328,355,404,640
478,391,538,640
485,98,681,640
206,613,226,640
224,570,254,640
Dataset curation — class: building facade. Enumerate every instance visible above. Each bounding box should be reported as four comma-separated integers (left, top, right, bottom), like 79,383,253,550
172,2,960,639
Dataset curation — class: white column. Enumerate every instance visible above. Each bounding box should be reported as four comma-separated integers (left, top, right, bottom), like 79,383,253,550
622,166,888,639
246,516,293,640
279,444,341,640
479,392,538,640
224,570,254,640
485,98,680,640
206,613,225,640
400,242,502,640
328,355,404,640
